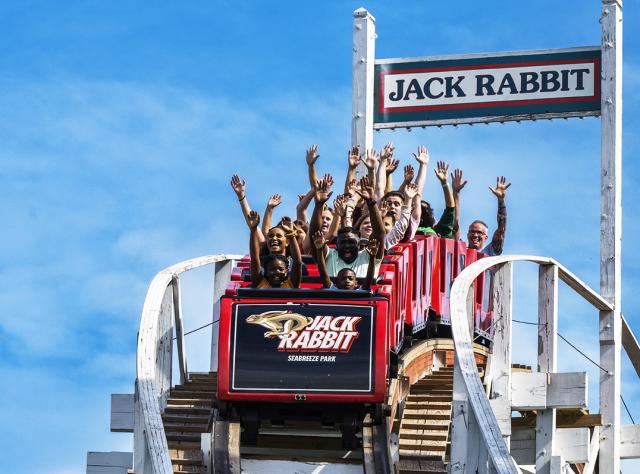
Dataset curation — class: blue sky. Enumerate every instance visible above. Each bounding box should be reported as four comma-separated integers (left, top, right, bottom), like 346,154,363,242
1,1,639,473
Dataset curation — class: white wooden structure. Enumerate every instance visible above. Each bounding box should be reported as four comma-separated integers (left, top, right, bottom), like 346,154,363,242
351,2,635,472
86,4,639,474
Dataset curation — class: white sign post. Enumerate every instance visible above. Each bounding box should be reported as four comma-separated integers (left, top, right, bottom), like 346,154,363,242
599,2,623,474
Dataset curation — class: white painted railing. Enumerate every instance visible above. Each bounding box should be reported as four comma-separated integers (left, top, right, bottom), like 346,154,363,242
134,254,241,474
449,255,615,474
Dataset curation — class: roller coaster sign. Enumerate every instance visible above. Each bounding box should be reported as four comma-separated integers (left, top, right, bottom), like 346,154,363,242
374,47,601,128
230,302,375,393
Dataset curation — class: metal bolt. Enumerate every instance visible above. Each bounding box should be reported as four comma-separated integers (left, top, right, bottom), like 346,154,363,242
608,371,614,376
606,98,613,104
360,58,365,63
356,113,362,118
355,24,362,30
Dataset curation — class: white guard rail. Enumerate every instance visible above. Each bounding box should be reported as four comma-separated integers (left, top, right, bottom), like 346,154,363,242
134,254,241,474
449,255,615,474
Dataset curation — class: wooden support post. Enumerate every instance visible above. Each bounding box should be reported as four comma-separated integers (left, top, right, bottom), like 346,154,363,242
352,7,375,173
489,263,513,441
211,259,235,372
600,2,623,474
537,264,558,474
172,276,188,385
450,354,468,473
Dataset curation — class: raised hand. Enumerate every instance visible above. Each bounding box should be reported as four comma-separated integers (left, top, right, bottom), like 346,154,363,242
321,173,335,189
434,160,449,184
489,176,511,199
333,194,347,218
279,216,294,234
451,169,468,194
386,159,400,175
348,145,360,169
267,194,282,208
230,174,246,197
413,145,430,165
314,175,333,204
380,142,395,162
404,182,419,201
247,210,260,229
361,148,379,171
365,238,379,256
403,164,415,183
306,144,320,166
354,176,375,201
380,199,389,216
312,230,327,250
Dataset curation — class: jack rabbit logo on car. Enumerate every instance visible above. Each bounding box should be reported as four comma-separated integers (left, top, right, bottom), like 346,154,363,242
246,310,362,352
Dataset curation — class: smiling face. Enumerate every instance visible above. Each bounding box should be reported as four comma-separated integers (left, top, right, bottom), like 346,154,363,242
265,258,289,286
336,268,358,290
321,209,333,234
359,216,373,239
467,222,488,250
384,195,403,220
267,227,288,254
336,231,360,263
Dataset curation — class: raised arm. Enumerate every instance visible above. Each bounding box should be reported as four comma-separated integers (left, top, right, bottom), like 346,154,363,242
398,164,415,194
488,176,510,255
247,210,263,286
361,238,380,291
261,194,282,237
360,147,379,196
280,219,302,287
385,158,400,195
413,145,429,195
296,189,314,223
354,176,385,259
344,146,360,194
374,144,392,201
231,174,265,242
326,194,347,241
312,231,332,288
308,175,334,259
451,169,468,241
306,144,320,188
434,161,454,208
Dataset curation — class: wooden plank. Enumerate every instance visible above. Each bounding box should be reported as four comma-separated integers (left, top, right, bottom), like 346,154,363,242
537,263,558,474
172,276,188,385
620,424,640,459
362,414,376,474
110,394,134,433
489,263,513,438
511,372,546,410
87,451,132,474
548,372,587,409
228,421,241,473
621,314,640,379
599,2,623,474
450,355,468,473
510,427,535,465
555,428,589,463
582,426,600,474
512,412,602,429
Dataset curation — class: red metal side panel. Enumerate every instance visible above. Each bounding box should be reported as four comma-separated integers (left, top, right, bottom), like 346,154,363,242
217,295,388,404
408,238,427,333
474,252,493,336
438,238,455,323
382,254,406,349
394,244,414,329
453,240,467,278
423,236,439,319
